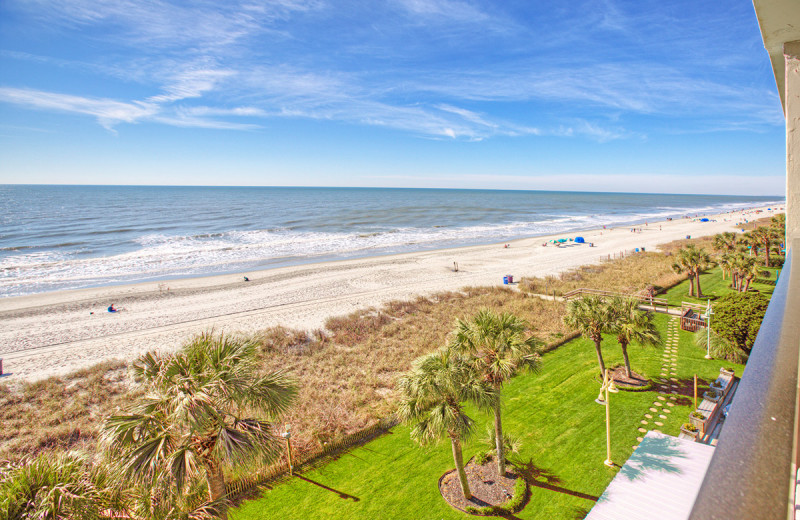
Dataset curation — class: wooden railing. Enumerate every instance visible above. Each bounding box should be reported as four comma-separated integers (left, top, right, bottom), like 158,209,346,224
562,288,669,311
681,301,709,313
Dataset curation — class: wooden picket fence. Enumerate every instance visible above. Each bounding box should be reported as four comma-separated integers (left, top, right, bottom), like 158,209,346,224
225,416,400,499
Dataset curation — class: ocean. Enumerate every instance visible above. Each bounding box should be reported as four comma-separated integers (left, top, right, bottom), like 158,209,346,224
0,185,782,298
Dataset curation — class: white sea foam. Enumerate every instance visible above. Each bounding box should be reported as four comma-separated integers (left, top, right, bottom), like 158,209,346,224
0,185,783,298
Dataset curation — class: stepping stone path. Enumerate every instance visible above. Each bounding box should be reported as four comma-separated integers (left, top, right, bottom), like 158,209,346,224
631,316,680,451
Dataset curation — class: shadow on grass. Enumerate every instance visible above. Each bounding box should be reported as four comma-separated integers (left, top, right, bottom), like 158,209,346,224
572,506,592,519
296,475,360,501
513,460,599,502
617,435,686,481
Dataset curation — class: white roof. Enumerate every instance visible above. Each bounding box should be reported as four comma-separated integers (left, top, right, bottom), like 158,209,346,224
585,431,715,520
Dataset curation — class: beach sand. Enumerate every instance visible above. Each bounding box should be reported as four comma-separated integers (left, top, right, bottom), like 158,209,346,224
0,207,779,382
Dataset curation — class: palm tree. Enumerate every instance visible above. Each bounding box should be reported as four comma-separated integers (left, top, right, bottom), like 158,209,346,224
728,253,747,291
717,252,733,281
749,226,773,267
0,452,126,520
449,309,541,476
564,295,613,375
771,213,786,245
712,231,738,253
104,332,297,520
739,233,759,259
397,348,497,500
742,257,769,292
671,244,712,297
608,297,661,378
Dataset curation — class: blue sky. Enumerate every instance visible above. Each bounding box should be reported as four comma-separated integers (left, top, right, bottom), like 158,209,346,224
0,0,786,195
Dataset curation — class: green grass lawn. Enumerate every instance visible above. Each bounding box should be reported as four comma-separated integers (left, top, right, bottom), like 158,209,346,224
232,308,743,520
664,266,779,306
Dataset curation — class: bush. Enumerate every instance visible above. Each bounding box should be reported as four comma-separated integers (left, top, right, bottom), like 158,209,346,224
464,474,528,515
690,411,705,420
712,292,769,354
682,423,698,432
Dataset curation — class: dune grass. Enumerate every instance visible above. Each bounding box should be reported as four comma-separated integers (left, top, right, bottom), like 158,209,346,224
232,306,742,520
0,287,570,460
518,251,686,297
0,360,137,456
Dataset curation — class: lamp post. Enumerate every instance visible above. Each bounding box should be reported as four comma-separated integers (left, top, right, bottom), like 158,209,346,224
282,424,294,476
704,300,714,359
595,369,619,467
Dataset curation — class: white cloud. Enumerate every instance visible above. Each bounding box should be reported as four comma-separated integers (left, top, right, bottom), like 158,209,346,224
394,0,489,23
147,67,235,103
0,0,783,140
0,87,157,129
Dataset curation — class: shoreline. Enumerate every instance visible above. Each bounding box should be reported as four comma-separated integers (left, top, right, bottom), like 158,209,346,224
0,206,780,382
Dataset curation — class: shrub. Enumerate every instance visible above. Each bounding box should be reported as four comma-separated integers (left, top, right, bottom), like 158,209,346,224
682,423,698,432
713,292,769,354
690,411,706,420
464,473,528,515
474,452,490,465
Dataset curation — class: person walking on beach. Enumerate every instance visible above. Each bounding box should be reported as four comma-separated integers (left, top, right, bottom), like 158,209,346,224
108,304,118,313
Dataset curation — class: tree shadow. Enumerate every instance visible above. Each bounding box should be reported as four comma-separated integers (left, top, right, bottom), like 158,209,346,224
572,506,593,519
617,435,687,482
513,460,599,502
295,475,360,501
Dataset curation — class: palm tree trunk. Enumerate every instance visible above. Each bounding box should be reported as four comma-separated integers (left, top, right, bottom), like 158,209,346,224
620,340,632,378
764,240,770,267
593,336,606,375
206,463,228,520
450,435,471,500
493,399,505,476
688,275,695,296
695,273,703,298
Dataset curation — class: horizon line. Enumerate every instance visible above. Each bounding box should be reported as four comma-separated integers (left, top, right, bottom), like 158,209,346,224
0,183,786,199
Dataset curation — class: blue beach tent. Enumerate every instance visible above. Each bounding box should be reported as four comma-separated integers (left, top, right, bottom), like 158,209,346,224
700,218,710,222
574,236,585,243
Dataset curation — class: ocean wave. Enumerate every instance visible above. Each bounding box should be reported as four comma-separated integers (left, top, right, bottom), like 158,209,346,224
0,191,784,298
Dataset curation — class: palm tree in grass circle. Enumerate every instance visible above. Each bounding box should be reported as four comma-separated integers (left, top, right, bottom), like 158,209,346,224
608,297,661,379
103,332,297,520
448,309,541,476
563,295,614,376
397,348,498,500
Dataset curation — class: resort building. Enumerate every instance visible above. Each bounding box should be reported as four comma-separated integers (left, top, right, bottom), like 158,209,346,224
688,1,800,518
584,2,800,519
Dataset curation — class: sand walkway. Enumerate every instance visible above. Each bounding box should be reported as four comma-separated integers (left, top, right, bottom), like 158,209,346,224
0,207,777,382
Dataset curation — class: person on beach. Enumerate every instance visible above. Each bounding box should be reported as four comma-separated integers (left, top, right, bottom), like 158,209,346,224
108,304,118,313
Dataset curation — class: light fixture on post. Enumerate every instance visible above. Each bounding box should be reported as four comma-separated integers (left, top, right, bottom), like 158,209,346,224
281,424,294,476
704,300,714,359
595,369,619,467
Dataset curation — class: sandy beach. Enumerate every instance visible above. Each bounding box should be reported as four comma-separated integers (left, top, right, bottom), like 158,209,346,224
0,207,779,382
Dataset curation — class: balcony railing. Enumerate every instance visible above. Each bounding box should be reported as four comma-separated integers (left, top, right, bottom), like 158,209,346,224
689,242,800,519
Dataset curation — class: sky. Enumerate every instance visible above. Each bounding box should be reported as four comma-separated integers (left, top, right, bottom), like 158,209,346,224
0,0,787,196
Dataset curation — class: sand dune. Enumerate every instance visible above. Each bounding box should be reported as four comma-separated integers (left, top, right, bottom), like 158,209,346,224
0,207,778,382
